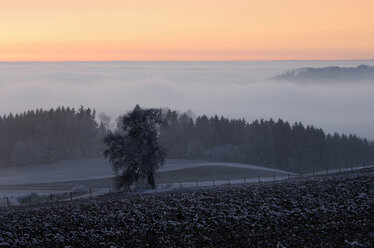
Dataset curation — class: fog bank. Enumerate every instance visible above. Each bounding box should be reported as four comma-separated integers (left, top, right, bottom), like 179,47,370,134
1,61,374,139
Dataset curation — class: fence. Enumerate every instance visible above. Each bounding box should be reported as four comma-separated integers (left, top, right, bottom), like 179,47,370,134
156,164,374,190
1,164,373,208
0,187,113,208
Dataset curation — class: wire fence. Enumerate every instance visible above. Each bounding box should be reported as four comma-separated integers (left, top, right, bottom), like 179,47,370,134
0,187,113,208
157,164,374,190
1,163,373,208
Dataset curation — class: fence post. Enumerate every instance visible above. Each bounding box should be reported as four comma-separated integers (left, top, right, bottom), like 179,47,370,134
70,192,73,201
50,193,52,201
273,175,275,181
243,177,246,184
6,197,9,207
90,188,92,197
179,181,182,189
228,179,230,185
196,180,198,188
29,196,31,205
212,179,215,186
326,168,329,174
258,175,260,182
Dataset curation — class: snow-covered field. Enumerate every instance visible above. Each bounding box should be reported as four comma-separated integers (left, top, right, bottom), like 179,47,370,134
0,159,295,198
0,168,372,247
0,159,114,185
0,159,295,185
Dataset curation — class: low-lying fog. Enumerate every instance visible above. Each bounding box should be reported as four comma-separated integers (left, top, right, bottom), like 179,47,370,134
1,60,374,139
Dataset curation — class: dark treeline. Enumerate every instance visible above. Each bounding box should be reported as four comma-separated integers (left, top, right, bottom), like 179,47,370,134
160,110,374,173
1,107,373,173
0,107,106,168
273,64,374,83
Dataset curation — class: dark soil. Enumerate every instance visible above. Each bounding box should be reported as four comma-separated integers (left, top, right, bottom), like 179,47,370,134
0,168,373,247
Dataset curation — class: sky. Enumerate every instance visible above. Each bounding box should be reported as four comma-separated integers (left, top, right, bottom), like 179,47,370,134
1,0,374,61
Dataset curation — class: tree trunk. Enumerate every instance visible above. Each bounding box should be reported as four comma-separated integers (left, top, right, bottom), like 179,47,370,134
147,173,155,189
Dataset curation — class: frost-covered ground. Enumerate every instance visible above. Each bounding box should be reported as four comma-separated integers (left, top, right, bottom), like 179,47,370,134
0,159,294,186
0,159,295,199
0,168,372,247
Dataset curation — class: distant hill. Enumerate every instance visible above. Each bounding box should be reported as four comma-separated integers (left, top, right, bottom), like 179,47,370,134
272,65,374,83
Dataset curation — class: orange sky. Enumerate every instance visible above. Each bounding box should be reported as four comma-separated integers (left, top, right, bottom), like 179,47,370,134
1,0,374,61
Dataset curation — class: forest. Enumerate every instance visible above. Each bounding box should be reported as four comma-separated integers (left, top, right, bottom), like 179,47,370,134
0,107,106,168
0,107,373,173
273,64,374,83
160,110,374,173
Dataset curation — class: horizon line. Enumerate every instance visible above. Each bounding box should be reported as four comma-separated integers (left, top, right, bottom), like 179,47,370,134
1,59,374,63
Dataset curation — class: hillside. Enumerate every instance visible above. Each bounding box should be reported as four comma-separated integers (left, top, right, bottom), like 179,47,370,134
0,167,372,247
0,159,295,198
272,64,374,83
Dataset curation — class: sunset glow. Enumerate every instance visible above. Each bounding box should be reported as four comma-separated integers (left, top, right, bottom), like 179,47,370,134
1,0,374,61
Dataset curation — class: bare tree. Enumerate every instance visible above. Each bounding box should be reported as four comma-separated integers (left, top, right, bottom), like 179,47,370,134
104,105,167,189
